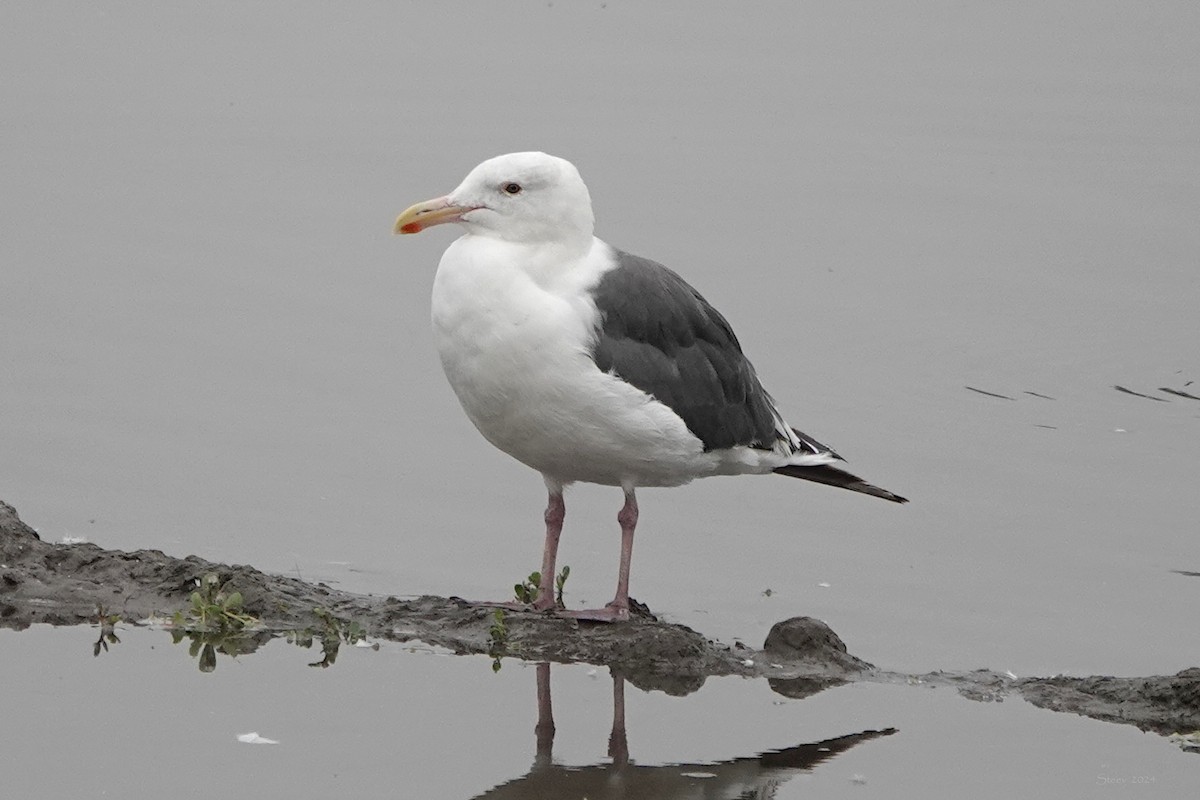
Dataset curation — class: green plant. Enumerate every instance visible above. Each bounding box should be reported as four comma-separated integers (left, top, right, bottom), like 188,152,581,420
554,565,570,608
172,573,258,632
166,575,262,672
512,565,571,609
488,608,508,672
92,605,121,657
513,571,541,605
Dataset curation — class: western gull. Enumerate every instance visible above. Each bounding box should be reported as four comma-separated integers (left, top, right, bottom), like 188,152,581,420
394,151,906,621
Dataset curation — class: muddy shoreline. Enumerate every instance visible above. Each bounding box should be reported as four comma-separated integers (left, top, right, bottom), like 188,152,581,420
2,500,1197,743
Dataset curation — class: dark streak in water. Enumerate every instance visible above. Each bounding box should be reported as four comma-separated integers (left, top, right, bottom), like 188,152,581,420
1159,387,1200,402
1033,424,1057,429
1024,391,1056,400
1172,570,1200,578
1113,385,1169,402
965,386,1016,401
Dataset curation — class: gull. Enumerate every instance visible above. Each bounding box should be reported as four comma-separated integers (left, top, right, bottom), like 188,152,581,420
394,152,905,621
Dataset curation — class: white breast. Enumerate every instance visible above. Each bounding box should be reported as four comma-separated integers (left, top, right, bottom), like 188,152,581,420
430,235,709,488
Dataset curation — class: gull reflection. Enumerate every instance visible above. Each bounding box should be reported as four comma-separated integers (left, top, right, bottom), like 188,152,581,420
473,662,896,799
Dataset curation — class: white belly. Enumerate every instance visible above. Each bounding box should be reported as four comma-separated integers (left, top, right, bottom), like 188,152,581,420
430,236,709,487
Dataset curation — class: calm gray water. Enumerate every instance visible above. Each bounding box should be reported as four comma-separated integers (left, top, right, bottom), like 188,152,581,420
2,2,1198,796
1,625,1194,798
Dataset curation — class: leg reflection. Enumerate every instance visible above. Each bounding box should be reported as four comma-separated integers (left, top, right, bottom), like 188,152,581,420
534,662,555,767
608,669,629,767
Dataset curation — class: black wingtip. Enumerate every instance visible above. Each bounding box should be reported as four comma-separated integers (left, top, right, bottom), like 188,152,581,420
789,427,845,461
774,464,908,503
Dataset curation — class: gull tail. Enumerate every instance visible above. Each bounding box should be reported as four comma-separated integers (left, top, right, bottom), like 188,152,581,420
774,463,908,504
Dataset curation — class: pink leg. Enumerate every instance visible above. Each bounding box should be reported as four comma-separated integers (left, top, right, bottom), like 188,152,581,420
533,491,565,611
473,487,638,623
559,487,637,622
467,489,563,612
609,488,638,614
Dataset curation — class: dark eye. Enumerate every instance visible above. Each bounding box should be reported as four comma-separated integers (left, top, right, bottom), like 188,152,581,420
502,182,522,195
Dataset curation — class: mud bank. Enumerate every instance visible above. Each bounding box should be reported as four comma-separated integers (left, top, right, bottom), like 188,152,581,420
2,500,1197,741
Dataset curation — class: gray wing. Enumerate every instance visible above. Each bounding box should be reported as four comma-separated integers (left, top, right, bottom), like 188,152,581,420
589,250,783,452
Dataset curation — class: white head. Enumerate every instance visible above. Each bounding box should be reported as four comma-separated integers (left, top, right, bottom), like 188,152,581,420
394,152,594,248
